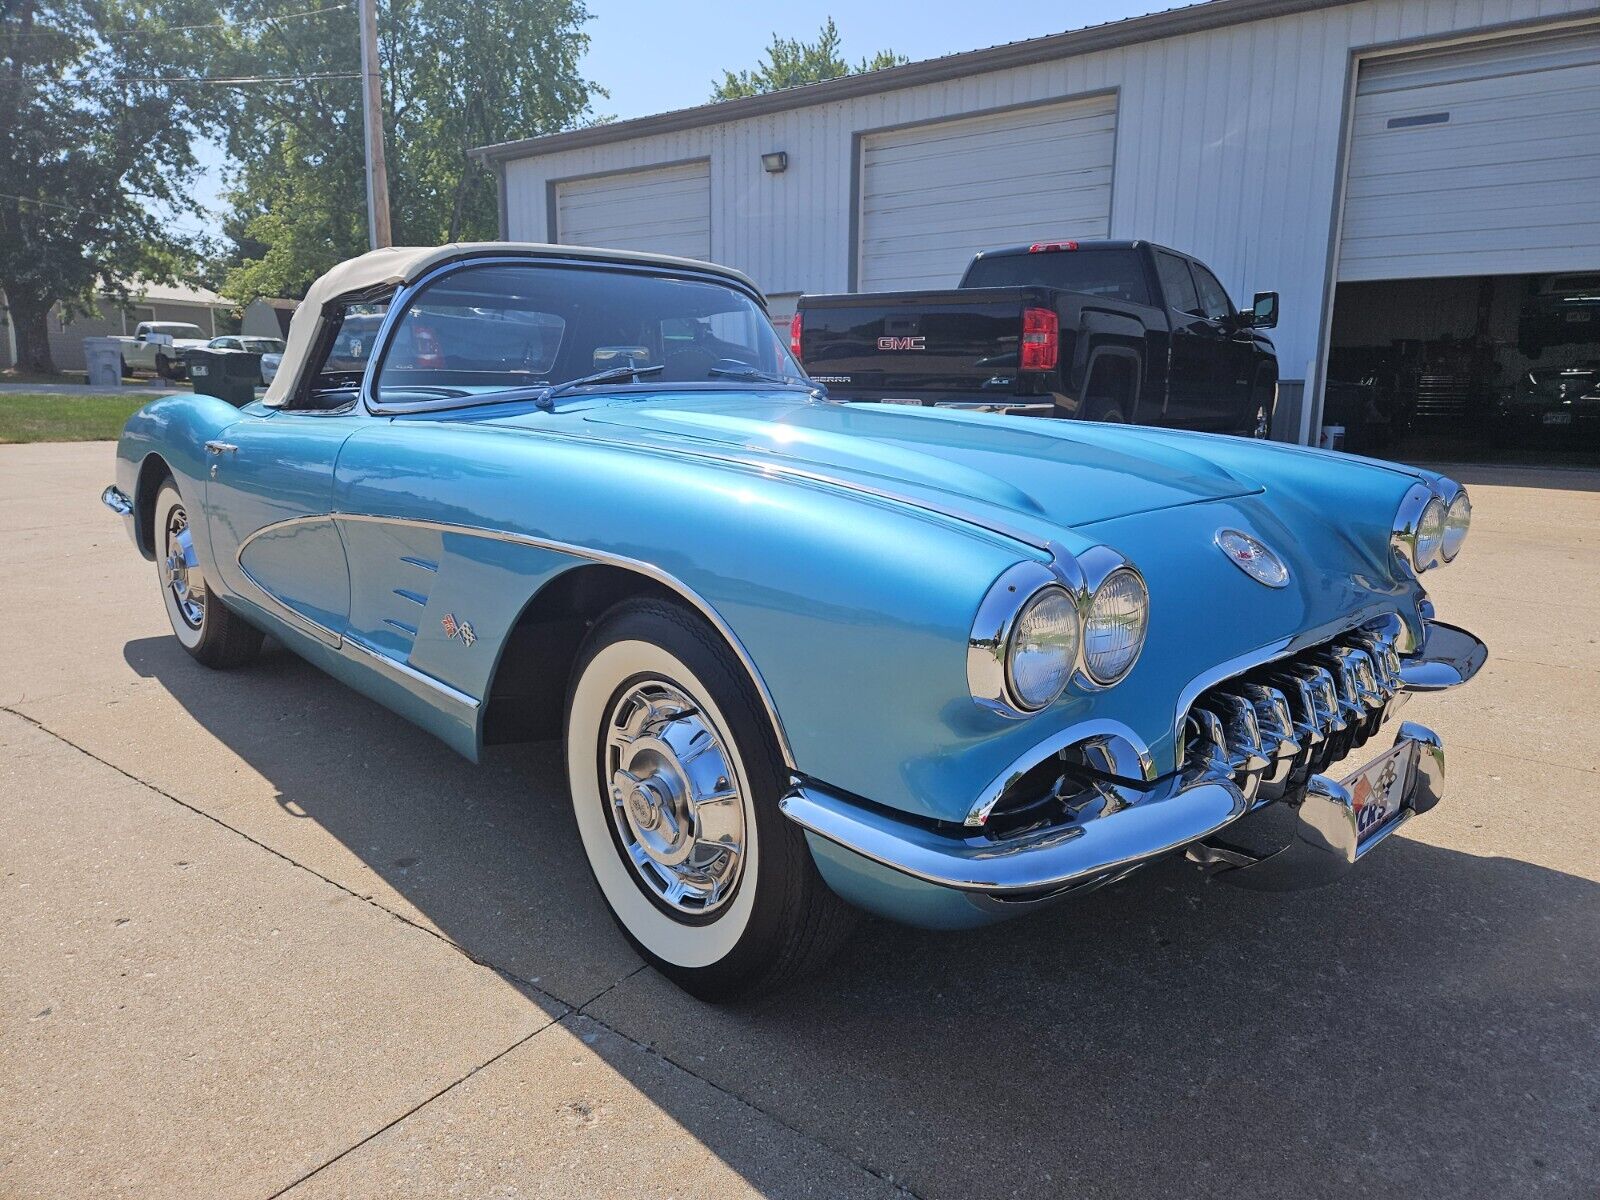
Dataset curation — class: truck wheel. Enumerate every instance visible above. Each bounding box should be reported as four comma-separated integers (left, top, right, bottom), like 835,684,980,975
155,352,172,380
565,598,855,1002
1249,374,1276,439
153,479,263,668
1083,396,1127,423
120,357,131,379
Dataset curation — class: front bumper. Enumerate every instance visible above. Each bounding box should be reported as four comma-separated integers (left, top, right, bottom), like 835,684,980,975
783,618,1484,927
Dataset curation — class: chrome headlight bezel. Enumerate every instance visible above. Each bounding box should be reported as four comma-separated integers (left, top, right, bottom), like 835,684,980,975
968,546,1146,718
1391,477,1469,574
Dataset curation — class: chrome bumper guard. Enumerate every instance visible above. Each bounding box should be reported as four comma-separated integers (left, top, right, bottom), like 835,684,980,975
1190,720,1444,891
102,484,133,515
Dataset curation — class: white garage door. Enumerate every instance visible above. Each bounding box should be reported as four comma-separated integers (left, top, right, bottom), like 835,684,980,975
1339,25,1600,281
554,161,711,261
857,96,1117,292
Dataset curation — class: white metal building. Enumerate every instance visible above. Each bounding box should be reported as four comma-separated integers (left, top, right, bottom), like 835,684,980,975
473,0,1600,447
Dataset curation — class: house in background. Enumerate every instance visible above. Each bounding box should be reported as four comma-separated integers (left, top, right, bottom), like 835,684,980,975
241,297,297,339
0,280,234,372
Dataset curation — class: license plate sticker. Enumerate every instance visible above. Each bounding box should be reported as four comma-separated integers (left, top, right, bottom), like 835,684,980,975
1343,741,1414,842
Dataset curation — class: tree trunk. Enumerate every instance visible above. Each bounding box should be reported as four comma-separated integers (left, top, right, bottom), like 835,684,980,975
447,158,475,243
6,289,57,376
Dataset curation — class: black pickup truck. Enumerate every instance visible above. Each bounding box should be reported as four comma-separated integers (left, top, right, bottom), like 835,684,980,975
794,240,1280,436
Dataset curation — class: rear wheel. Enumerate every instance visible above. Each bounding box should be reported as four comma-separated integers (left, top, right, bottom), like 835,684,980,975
153,479,263,668
565,599,854,1002
1083,395,1127,423
155,352,172,380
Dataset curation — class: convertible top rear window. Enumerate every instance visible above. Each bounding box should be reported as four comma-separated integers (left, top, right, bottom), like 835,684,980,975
373,262,799,407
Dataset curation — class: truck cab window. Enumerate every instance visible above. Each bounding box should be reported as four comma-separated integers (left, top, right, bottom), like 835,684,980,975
1155,252,1202,317
1190,263,1233,322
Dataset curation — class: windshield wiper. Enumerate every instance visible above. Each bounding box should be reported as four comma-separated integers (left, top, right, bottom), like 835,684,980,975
536,363,665,409
708,363,794,385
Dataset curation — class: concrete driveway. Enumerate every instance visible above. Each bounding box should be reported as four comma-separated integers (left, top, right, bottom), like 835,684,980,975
2,442,1597,1199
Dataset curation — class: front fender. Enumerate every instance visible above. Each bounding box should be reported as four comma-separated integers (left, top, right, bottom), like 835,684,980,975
115,393,246,572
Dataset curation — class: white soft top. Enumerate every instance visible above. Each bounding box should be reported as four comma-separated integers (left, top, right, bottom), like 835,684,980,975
261,241,761,406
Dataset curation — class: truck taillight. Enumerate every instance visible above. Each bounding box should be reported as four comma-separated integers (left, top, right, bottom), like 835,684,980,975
1021,307,1058,372
1028,240,1078,253
789,312,803,360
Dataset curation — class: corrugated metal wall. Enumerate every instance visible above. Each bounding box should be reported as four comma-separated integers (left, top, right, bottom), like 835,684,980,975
501,0,1600,426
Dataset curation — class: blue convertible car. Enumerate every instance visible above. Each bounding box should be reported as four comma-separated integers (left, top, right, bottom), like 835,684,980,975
103,243,1486,1000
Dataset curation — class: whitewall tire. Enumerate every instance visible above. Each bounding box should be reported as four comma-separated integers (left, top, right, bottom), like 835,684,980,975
565,599,854,1001
153,479,263,669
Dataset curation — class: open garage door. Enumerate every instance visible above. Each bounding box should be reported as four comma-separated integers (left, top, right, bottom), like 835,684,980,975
554,161,711,261
1325,25,1600,465
1339,25,1600,282
856,95,1117,292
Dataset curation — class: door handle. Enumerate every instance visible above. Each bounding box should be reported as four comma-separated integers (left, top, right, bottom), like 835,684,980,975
204,441,239,456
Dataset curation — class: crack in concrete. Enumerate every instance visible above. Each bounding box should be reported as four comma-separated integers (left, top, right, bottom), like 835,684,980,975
4,704,922,1199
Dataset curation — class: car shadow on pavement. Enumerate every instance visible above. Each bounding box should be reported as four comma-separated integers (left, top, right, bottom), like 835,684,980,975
125,634,1600,1200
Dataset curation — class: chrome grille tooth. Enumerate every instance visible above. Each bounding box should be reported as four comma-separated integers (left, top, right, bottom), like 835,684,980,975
1183,621,1406,798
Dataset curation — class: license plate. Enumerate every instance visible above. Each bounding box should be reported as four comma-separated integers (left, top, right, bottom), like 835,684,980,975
879,397,925,407
191,365,209,377
1543,411,1573,425
1342,741,1414,843
1565,311,1592,323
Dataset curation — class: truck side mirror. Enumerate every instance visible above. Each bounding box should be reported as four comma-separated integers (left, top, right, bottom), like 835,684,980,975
1250,292,1279,329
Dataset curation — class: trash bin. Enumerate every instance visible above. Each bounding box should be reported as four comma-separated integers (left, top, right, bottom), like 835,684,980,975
187,347,263,408
83,337,124,387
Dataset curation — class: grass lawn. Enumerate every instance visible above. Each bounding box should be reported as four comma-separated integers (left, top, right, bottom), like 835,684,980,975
0,393,162,443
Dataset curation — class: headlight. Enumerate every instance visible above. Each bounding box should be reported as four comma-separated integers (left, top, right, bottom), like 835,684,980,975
1442,489,1471,561
1413,497,1446,570
1082,568,1148,684
1006,587,1080,711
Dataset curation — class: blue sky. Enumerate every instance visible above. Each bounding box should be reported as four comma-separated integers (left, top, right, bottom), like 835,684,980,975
582,0,1175,121
186,0,1176,221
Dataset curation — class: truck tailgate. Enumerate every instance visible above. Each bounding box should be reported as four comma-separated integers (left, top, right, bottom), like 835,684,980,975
798,286,1054,400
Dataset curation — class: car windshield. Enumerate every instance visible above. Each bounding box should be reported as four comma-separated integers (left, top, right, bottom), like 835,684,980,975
239,338,285,353
373,262,803,407
147,323,203,338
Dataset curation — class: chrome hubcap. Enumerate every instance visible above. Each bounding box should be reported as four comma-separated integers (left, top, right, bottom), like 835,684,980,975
603,679,746,915
164,506,206,630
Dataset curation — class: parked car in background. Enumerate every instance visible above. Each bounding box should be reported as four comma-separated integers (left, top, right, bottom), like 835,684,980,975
1494,358,1600,441
1518,272,1600,358
102,242,1483,1002
795,240,1280,436
113,321,212,380
207,335,285,385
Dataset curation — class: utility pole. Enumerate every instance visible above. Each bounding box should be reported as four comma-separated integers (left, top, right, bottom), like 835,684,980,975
358,0,392,249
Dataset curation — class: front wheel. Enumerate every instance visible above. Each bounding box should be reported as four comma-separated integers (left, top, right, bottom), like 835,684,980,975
153,479,263,668
565,599,854,1002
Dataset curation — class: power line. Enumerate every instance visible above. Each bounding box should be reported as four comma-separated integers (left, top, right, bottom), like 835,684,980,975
0,190,214,237
2,4,353,39
114,71,361,85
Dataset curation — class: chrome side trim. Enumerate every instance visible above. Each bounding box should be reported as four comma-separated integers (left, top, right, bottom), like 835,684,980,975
234,512,797,767
783,774,1246,895
343,632,482,711
101,485,133,515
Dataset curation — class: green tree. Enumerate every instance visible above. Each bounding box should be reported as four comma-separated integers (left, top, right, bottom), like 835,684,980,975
215,0,600,303
712,16,905,101
1,0,223,374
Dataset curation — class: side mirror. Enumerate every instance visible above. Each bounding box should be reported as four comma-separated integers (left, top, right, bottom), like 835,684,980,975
1249,291,1279,329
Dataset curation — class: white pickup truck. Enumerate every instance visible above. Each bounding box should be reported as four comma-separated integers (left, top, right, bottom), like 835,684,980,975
111,321,212,379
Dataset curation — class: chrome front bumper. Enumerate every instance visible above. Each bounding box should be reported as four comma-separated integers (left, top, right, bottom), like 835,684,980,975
782,619,1484,912
102,484,133,514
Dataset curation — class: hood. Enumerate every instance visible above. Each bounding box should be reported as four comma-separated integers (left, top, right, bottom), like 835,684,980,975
542,392,1263,532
